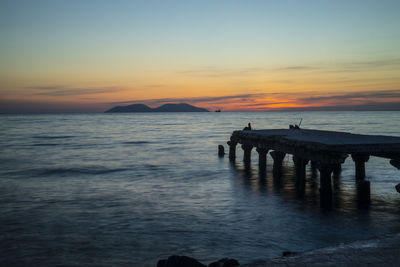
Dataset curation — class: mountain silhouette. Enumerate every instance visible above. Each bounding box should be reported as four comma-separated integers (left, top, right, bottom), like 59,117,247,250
106,104,153,112
105,103,209,113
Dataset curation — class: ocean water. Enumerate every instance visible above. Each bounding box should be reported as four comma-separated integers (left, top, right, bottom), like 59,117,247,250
1,111,400,266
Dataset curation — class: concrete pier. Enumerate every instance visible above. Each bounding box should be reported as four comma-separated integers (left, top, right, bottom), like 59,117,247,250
228,128,400,204
227,141,237,160
351,153,370,180
270,151,286,174
242,144,253,164
256,148,268,171
293,156,309,181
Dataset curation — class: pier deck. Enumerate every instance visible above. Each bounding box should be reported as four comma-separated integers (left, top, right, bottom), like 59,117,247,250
227,128,400,206
230,129,400,160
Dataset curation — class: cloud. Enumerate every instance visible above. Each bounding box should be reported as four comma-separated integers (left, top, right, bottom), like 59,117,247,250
274,101,400,111
275,66,318,71
178,67,265,77
0,99,107,113
3,88,400,113
242,101,294,107
109,93,268,106
315,58,400,74
178,58,400,78
29,85,120,96
120,90,400,111
345,58,400,69
299,89,400,104
178,65,321,78
144,84,165,88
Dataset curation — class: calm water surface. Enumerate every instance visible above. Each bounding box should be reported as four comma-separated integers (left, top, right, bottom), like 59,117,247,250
1,112,400,266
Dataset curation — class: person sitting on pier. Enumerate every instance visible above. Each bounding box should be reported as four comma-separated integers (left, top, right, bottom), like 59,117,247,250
289,124,300,130
290,118,302,130
243,123,252,131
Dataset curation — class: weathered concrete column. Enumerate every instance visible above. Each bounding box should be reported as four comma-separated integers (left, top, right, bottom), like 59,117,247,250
293,156,309,181
294,156,308,196
390,159,400,169
270,151,286,173
332,163,342,176
256,148,268,170
241,144,253,164
310,160,318,179
227,141,237,160
351,153,370,180
389,159,400,193
317,163,334,207
311,160,318,170
218,145,225,157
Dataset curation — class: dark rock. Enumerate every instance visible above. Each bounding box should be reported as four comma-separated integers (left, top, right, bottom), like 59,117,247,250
282,251,298,257
396,183,400,193
218,145,225,156
157,255,206,267
390,159,400,169
157,259,167,267
208,258,239,267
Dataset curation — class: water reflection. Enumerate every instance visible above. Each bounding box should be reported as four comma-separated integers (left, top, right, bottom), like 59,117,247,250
356,180,371,208
229,157,377,213
258,168,267,193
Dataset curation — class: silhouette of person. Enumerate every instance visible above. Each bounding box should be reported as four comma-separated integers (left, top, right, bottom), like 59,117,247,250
243,123,252,130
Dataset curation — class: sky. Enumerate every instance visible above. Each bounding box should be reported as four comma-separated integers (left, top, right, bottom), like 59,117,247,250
1,0,400,112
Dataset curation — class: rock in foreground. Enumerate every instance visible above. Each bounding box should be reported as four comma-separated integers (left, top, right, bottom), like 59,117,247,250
157,256,239,267
157,256,206,267
208,258,240,267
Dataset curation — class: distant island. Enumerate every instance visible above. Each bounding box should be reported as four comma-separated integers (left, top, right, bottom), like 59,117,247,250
105,103,209,113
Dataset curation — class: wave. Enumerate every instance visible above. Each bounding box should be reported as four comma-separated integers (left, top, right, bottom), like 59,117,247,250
32,135,76,139
32,143,61,146
40,167,131,176
5,166,131,177
122,141,151,145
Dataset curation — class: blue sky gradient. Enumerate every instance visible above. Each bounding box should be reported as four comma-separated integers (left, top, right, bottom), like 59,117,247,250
1,0,399,112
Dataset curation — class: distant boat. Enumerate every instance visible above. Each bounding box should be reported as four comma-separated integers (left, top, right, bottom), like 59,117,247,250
215,109,221,112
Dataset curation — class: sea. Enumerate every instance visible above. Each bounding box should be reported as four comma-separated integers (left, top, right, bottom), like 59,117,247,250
1,111,399,266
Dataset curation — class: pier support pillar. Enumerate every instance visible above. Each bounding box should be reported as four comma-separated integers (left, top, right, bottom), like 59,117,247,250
317,163,334,207
390,159,400,169
293,156,309,181
270,151,286,174
351,153,370,180
311,161,318,171
241,144,253,164
390,159,400,193
218,145,225,157
332,163,342,176
256,148,268,171
227,141,237,160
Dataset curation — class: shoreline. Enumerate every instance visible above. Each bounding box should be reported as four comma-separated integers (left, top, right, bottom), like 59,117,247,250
241,233,400,266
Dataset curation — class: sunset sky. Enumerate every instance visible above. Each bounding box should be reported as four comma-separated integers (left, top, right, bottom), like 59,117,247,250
1,0,400,112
